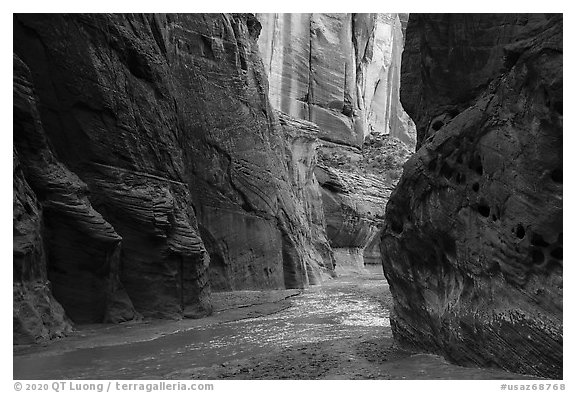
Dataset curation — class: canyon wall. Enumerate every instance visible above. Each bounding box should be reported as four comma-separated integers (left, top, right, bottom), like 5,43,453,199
13,13,334,343
315,133,411,272
257,13,415,270
382,14,562,378
257,13,415,147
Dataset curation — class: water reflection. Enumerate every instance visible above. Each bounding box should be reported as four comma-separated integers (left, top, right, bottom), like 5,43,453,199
14,277,391,379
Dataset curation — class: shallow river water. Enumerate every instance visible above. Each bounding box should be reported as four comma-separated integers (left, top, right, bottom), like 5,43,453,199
13,271,532,380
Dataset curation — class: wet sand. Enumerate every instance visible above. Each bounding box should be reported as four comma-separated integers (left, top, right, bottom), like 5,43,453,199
14,271,534,380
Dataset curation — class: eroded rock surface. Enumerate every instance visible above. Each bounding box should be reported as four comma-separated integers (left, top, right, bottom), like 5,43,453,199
257,13,415,271
14,13,334,342
14,54,135,341
355,14,416,146
382,14,562,378
271,106,411,274
13,150,73,344
318,133,412,272
257,13,415,147
277,112,337,283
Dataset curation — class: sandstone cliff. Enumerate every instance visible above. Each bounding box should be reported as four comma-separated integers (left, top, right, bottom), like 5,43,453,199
13,13,334,343
316,133,411,272
277,112,337,282
382,14,562,378
257,13,415,147
257,13,415,271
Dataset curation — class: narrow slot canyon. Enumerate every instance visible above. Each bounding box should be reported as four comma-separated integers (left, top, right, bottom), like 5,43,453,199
13,13,562,380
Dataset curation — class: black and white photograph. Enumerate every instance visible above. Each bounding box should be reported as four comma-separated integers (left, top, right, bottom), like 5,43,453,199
10,6,565,389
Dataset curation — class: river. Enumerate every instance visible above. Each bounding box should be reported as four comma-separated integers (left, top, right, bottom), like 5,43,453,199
13,269,532,380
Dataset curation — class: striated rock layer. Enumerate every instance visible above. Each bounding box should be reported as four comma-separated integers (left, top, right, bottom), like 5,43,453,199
382,14,562,378
314,132,412,272
13,13,334,343
272,107,411,274
14,54,137,340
